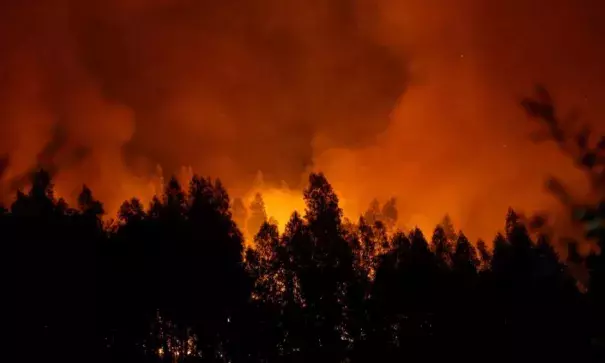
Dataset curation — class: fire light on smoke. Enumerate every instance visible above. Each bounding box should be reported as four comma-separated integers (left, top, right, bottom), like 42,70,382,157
245,187,305,234
0,0,604,243
244,183,358,235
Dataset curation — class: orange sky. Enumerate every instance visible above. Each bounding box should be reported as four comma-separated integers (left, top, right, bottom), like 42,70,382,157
0,0,604,242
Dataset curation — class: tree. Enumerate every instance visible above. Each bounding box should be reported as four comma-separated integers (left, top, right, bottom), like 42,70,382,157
247,221,283,301
476,239,492,270
5,165,603,362
300,172,356,362
522,86,605,350
118,198,145,224
363,199,382,226
186,176,248,361
356,217,388,278
431,225,452,267
452,232,478,276
248,193,267,238
361,197,398,232
381,197,398,231
78,185,105,230
439,214,457,243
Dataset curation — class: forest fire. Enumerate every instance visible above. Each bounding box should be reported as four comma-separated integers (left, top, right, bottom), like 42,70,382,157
0,0,604,242
3,2,605,362
244,187,307,234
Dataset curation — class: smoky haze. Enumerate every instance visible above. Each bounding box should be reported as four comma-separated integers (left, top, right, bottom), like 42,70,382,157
0,0,406,207
0,0,604,241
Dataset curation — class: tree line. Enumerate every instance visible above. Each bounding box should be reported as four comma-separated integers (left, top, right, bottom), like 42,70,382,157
1,87,604,362
0,167,601,363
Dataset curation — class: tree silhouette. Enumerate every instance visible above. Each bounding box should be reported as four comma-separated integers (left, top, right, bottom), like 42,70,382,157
1,151,603,362
248,193,267,238
522,86,605,357
381,197,398,231
297,173,356,361
431,225,452,267
439,214,457,243
363,199,382,227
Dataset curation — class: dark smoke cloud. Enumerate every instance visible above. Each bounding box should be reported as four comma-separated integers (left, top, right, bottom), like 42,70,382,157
0,0,407,210
73,0,406,183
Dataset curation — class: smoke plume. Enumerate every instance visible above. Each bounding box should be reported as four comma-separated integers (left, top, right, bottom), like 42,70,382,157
0,0,604,241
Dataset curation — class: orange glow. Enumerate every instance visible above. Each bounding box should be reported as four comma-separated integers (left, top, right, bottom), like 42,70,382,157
244,183,358,235
1,0,604,244
245,187,305,234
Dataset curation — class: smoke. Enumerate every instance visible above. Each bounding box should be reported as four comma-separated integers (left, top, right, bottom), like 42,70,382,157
0,0,604,241
0,0,407,213
312,0,605,241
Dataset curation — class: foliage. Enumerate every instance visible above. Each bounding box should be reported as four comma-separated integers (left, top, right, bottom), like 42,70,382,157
2,86,604,363
0,166,601,363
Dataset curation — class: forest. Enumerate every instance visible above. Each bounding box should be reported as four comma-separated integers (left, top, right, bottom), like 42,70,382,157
1,88,604,363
